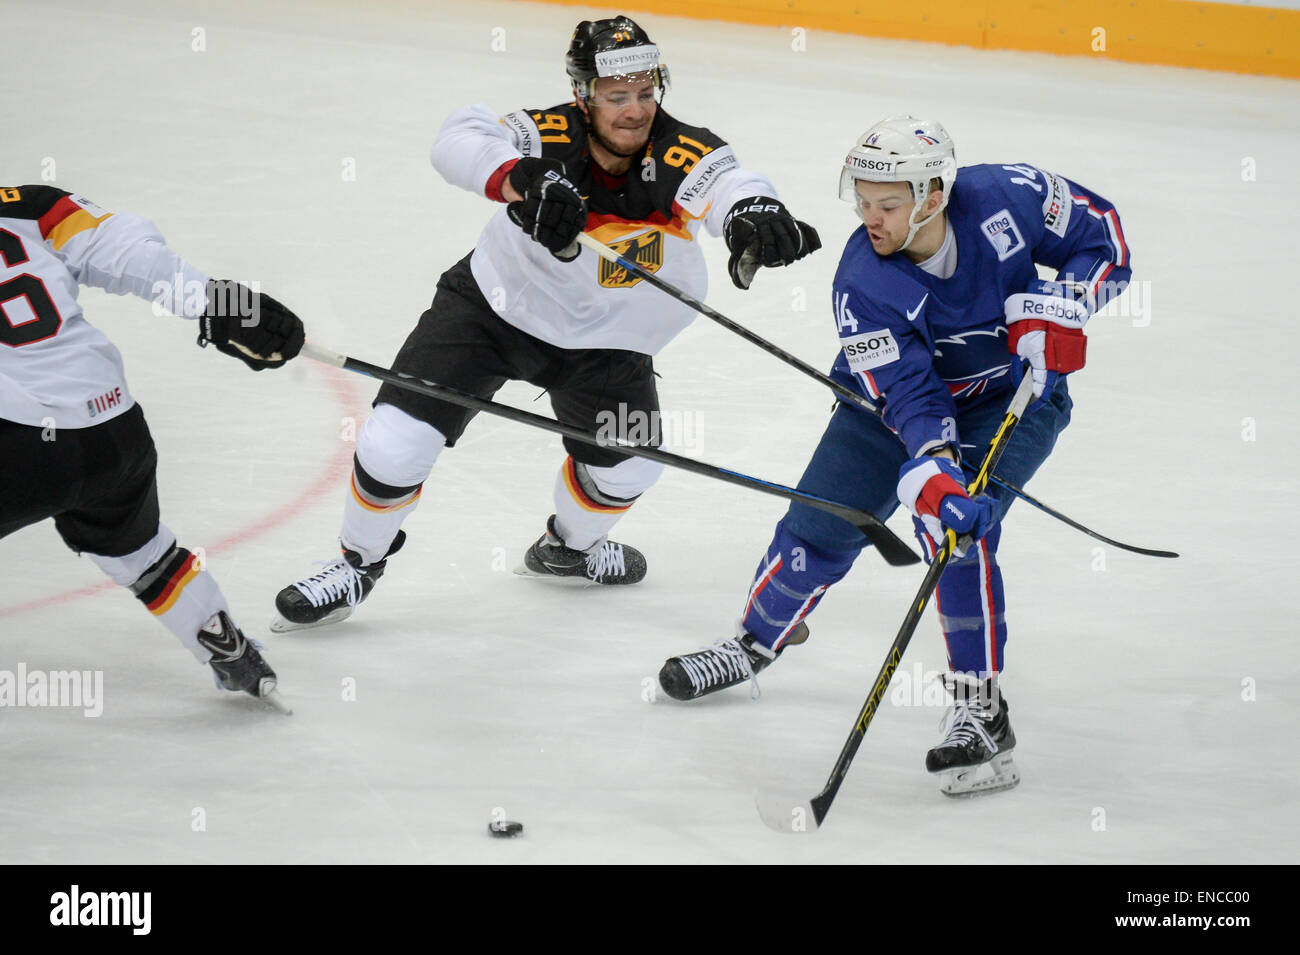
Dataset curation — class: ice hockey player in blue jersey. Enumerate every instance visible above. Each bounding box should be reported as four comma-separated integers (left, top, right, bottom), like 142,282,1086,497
657,116,1131,797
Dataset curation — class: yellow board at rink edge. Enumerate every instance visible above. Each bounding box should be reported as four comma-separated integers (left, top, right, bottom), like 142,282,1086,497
532,0,1300,80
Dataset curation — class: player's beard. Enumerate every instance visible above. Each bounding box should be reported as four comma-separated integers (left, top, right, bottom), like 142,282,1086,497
587,112,652,159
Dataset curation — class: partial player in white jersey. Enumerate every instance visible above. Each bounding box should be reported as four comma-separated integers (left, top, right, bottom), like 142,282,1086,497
0,185,305,708
272,15,820,631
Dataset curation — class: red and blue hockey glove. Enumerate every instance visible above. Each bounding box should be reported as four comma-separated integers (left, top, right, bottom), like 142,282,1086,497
506,158,586,262
723,196,821,290
897,456,997,556
1004,279,1090,404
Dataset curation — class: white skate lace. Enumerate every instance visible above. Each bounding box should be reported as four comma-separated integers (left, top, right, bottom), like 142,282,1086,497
294,556,364,609
934,702,997,752
584,542,627,582
677,639,762,701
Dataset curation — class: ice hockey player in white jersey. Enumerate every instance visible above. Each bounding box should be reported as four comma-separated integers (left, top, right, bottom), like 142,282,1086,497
272,15,820,631
0,185,305,708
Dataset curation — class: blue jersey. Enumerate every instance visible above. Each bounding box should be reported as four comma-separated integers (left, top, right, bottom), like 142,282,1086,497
829,162,1131,457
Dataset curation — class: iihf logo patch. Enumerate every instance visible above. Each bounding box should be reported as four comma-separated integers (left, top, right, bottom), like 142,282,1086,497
980,209,1025,262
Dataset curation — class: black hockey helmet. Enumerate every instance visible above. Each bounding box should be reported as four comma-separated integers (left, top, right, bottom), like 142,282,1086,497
565,15,670,102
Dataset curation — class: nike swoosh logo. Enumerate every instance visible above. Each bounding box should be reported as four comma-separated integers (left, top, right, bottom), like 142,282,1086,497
906,293,929,323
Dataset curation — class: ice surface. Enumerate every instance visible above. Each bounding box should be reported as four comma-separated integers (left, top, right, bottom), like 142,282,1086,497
2,0,1297,863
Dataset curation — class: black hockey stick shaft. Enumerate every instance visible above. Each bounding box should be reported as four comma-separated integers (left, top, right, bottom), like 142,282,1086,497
576,232,866,409
302,344,920,567
983,475,1178,558
806,373,1036,827
578,234,1176,560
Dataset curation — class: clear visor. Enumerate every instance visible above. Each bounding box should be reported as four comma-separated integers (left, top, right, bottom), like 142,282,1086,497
839,147,903,201
585,68,669,107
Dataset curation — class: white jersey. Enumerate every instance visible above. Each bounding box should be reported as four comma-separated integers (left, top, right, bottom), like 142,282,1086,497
0,186,208,429
430,102,777,355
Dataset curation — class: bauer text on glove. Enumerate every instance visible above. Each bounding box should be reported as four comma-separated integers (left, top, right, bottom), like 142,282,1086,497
723,196,821,290
506,158,586,262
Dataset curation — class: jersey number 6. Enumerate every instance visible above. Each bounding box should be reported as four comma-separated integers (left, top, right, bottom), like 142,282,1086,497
0,229,63,347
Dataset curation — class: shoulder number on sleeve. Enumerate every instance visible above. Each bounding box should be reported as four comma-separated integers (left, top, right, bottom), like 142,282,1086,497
528,111,571,144
663,134,713,174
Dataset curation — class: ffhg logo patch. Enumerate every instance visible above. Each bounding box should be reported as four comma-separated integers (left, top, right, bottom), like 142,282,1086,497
980,209,1025,261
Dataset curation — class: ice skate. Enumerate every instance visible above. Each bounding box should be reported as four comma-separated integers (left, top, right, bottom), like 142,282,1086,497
926,673,1019,797
658,624,804,701
198,611,290,714
271,531,405,632
517,515,646,585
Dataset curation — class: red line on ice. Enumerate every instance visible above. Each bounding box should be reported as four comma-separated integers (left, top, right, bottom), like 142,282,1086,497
0,362,364,619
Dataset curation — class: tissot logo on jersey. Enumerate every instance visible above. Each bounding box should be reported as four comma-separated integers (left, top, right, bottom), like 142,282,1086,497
1043,172,1071,237
980,209,1025,261
841,329,899,372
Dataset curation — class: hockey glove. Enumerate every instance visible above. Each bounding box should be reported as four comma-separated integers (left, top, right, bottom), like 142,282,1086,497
198,279,305,372
507,158,586,262
723,196,821,290
1005,279,1090,404
897,456,997,557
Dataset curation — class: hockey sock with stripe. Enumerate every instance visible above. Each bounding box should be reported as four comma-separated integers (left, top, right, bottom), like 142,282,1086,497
739,519,857,652
552,455,663,551
340,404,445,565
933,522,1007,673
88,527,229,663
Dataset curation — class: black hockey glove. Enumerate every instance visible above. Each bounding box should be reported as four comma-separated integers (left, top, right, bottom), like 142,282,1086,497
723,196,821,290
507,158,586,262
198,279,305,371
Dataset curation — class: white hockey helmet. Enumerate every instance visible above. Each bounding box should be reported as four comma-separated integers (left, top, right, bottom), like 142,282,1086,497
839,116,957,251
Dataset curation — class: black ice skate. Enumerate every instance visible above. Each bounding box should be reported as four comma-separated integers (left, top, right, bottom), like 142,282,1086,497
271,531,405,633
658,625,805,701
198,611,290,714
518,515,646,585
926,673,1019,797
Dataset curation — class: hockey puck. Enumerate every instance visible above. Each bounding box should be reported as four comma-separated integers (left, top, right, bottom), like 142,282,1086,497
488,820,524,838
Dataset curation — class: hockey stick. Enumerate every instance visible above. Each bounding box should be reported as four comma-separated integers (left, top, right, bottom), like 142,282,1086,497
576,231,859,409
301,343,920,567
578,232,1176,559
979,475,1178,558
756,372,1035,833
